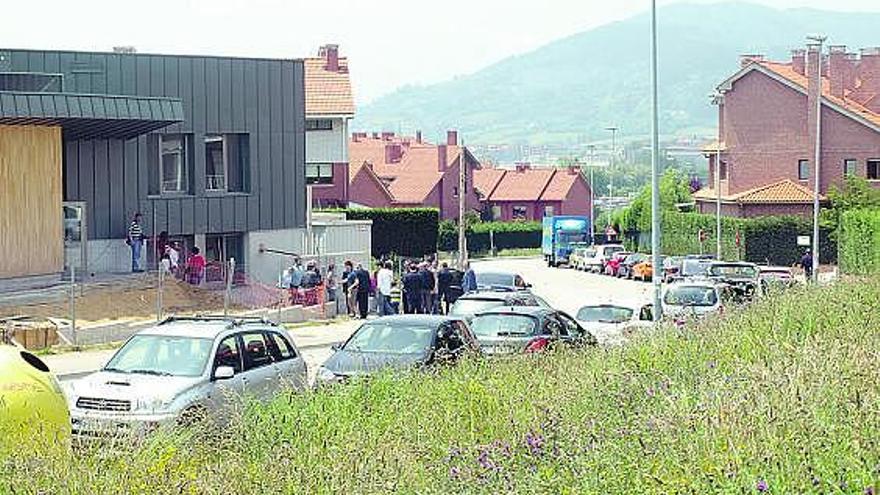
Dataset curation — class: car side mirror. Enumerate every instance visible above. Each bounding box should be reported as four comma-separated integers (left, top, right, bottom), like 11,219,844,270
525,283,533,288
330,342,343,352
214,366,235,380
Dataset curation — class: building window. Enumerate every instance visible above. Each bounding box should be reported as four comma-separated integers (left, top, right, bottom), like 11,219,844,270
544,205,555,217
0,72,63,92
306,119,333,131
798,160,810,181
306,163,334,185
160,135,188,194
868,160,880,180
453,186,459,198
205,134,249,193
719,161,728,180
844,159,858,177
512,206,528,220
491,206,501,221
205,233,245,283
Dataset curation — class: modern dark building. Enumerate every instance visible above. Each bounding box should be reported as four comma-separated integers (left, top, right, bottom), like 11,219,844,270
0,48,308,284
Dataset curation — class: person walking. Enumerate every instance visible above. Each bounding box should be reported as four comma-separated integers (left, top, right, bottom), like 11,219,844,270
353,263,371,319
376,261,395,316
126,213,145,272
342,260,355,317
184,246,206,285
437,262,453,314
402,263,424,314
800,249,814,281
461,261,477,294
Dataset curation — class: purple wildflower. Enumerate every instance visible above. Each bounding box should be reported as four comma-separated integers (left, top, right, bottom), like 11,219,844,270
477,449,495,470
864,486,874,495
449,466,460,479
525,432,545,456
756,479,768,492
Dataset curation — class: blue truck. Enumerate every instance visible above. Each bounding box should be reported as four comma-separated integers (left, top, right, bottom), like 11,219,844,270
542,216,591,267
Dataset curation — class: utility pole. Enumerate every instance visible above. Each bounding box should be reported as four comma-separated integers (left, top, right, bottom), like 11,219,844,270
605,126,618,201
650,0,662,321
458,140,468,267
588,145,597,244
807,35,826,283
710,91,724,260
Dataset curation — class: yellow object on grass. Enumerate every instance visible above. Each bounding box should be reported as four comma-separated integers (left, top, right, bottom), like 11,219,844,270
0,345,70,453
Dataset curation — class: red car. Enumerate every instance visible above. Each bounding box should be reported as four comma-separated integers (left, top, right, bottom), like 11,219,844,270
604,251,632,276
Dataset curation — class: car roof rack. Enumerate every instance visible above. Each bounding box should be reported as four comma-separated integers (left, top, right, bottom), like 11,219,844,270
158,314,275,327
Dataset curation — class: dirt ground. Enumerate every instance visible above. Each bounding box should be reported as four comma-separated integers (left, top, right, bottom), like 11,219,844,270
0,277,246,326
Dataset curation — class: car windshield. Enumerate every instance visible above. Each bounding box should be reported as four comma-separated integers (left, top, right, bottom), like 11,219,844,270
343,322,435,355
576,305,633,323
469,314,538,338
475,272,514,288
681,259,711,276
603,246,623,256
450,298,506,316
664,286,718,307
584,248,597,257
710,264,758,278
760,270,791,279
104,335,213,377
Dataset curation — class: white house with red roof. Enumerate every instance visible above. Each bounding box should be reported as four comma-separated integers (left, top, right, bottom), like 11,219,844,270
695,44,880,218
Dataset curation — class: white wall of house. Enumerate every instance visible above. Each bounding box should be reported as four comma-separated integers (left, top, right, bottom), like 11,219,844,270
306,117,349,164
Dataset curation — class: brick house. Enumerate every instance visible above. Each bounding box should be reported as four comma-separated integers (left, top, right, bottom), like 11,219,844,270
346,130,482,219
305,44,355,209
473,164,592,221
694,45,880,217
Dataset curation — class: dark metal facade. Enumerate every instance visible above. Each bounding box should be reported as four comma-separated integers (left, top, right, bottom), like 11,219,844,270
0,49,306,240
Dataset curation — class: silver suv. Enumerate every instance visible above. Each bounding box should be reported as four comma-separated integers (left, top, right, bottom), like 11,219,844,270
67,316,307,437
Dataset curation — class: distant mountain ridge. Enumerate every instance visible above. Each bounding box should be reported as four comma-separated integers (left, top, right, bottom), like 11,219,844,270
355,2,880,145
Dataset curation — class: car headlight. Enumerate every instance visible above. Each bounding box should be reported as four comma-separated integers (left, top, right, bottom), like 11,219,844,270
316,366,340,383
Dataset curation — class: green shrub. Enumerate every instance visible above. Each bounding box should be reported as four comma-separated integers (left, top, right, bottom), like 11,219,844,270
332,208,439,258
438,221,543,252
839,208,880,274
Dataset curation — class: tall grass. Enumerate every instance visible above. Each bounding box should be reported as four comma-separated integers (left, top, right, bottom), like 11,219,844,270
3,277,880,493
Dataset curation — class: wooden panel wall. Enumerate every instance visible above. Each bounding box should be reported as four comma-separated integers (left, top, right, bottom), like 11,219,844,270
0,125,63,278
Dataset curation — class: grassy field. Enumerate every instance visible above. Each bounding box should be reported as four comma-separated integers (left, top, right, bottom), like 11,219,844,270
3,277,880,493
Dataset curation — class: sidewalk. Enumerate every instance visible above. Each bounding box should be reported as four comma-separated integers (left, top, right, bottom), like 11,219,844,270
45,317,361,379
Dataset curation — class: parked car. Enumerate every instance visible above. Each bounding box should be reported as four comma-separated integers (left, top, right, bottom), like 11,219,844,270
573,302,654,345
315,315,481,385
1,345,69,447
661,282,725,320
603,251,632,276
707,262,760,302
570,245,595,271
473,270,531,292
617,253,648,279
671,257,715,282
758,265,796,292
449,290,551,318
583,244,625,273
662,256,685,283
468,307,597,356
632,256,663,282
67,316,307,437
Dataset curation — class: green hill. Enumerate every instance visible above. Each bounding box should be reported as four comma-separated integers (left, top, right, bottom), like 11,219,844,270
356,2,880,145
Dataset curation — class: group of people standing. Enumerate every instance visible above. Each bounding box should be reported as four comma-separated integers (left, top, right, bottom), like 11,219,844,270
127,212,206,285
401,260,459,315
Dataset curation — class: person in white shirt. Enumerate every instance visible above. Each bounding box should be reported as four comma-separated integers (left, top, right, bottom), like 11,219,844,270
165,244,180,274
376,261,395,316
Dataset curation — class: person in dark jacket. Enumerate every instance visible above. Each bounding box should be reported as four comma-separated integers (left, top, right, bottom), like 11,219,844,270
419,262,436,314
352,263,371,319
437,262,453,315
800,249,814,281
402,263,424,314
461,261,477,294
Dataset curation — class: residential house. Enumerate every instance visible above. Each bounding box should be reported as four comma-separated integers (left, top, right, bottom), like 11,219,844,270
473,164,592,221
347,130,482,219
305,44,355,209
0,48,309,285
695,45,880,217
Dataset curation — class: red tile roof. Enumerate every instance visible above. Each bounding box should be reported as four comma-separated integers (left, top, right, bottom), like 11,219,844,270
473,166,586,202
473,168,506,198
304,57,354,117
693,178,824,204
540,169,581,201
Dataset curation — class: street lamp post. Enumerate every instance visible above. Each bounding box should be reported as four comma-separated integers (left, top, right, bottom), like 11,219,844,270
588,144,597,244
605,126,618,201
710,91,724,260
649,0,662,321
807,35,826,283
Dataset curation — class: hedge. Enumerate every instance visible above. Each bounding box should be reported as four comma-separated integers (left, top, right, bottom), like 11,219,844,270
839,208,880,275
626,212,836,266
438,221,543,253
331,208,439,258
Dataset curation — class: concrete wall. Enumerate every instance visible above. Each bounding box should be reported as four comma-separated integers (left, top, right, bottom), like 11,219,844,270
306,118,348,163
245,228,307,286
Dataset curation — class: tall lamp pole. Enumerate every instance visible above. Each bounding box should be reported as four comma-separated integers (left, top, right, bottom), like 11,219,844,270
649,0,662,321
588,144,597,244
807,35,826,283
605,126,618,202
710,91,724,260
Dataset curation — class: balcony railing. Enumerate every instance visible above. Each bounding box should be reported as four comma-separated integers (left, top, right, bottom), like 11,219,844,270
206,174,227,191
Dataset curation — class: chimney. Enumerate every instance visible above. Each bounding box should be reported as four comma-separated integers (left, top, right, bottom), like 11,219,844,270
807,44,822,188
828,45,853,98
371,132,379,139
791,49,806,76
438,144,448,172
858,48,880,112
446,130,458,146
515,162,530,173
567,165,580,175
352,133,360,143
415,130,422,144
739,53,765,68
385,143,402,164
320,44,339,72
381,131,395,141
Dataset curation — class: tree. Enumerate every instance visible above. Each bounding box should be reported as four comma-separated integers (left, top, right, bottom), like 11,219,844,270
821,175,880,237
617,168,693,232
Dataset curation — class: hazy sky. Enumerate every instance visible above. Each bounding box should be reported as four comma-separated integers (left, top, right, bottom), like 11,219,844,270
5,0,880,103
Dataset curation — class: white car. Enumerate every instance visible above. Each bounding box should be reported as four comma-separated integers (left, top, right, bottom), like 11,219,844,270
583,244,625,273
574,302,654,345
661,282,724,321
66,316,307,437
